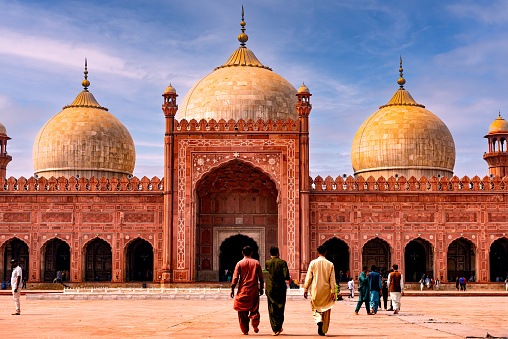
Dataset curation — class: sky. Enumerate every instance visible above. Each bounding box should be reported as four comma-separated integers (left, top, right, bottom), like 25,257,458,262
0,0,506,179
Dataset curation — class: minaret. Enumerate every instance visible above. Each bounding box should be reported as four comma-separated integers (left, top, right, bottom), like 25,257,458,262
161,83,178,285
484,111,508,177
0,122,12,178
296,83,312,280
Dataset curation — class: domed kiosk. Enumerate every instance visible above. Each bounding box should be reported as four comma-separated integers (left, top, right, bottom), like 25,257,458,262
483,111,508,177
33,61,135,179
177,8,298,122
351,59,455,179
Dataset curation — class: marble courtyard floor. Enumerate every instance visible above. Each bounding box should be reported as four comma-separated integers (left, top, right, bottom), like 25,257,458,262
1,295,506,338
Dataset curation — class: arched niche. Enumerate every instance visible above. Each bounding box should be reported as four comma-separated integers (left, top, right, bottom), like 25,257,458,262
41,238,70,282
125,238,154,282
404,238,434,282
84,238,112,281
489,237,508,282
1,238,29,282
362,238,391,273
447,238,476,282
322,237,349,283
194,159,277,281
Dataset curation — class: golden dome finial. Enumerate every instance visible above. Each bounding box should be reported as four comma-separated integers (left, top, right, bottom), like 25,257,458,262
499,110,502,118
82,58,90,91
397,56,406,89
238,5,248,47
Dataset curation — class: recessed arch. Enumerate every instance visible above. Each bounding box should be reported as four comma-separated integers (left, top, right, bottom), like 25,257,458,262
40,238,70,282
194,159,277,281
447,237,476,282
322,237,349,283
1,237,29,282
84,238,112,281
404,238,434,282
362,237,391,273
489,237,508,282
125,238,154,281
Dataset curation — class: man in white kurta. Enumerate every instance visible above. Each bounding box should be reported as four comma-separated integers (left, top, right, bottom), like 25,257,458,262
10,259,22,315
304,245,336,336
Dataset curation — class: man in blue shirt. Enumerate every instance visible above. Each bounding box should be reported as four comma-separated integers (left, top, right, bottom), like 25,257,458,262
368,265,382,315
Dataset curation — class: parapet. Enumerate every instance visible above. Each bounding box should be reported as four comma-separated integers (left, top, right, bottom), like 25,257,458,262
174,118,299,133
0,176,163,192
310,175,508,192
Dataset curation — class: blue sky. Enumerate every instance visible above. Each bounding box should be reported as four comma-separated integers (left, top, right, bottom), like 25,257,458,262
0,0,506,179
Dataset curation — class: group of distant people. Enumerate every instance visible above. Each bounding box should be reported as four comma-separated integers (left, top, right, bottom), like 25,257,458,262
229,244,405,336
455,276,471,291
419,274,440,290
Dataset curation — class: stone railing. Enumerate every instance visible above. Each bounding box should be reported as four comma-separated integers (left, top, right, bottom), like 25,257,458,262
0,176,163,192
174,118,299,132
310,175,508,192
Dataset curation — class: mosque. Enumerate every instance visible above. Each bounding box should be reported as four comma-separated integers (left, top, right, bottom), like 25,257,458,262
0,11,507,285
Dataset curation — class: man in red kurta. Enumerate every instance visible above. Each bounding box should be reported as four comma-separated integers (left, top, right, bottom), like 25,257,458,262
230,246,264,335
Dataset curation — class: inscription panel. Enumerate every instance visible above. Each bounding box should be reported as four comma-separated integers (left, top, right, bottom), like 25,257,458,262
82,212,113,223
403,213,434,223
123,212,155,223
361,212,393,223
318,211,351,223
488,212,508,223
41,212,72,223
445,212,477,223
1,212,31,223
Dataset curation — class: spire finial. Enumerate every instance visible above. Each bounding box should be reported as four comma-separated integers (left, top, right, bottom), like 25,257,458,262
397,56,406,89
82,58,90,91
499,110,501,118
238,5,248,47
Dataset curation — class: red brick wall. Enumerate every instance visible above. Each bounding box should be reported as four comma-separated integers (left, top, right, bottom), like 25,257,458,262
0,176,163,282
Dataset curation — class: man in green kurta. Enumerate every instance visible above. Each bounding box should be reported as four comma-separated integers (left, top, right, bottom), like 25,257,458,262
265,246,290,336
354,266,371,315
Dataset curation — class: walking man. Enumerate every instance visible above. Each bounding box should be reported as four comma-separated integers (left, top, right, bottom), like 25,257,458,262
304,245,336,336
368,265,382,314
265,246,289,336
387,264,404,314
354,266,370,315
230,246,264,335
11,259,22,315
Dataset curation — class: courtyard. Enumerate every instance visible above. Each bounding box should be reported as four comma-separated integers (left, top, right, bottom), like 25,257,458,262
1,295,506,338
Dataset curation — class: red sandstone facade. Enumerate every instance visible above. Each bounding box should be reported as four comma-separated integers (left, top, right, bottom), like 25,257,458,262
0,89,507,285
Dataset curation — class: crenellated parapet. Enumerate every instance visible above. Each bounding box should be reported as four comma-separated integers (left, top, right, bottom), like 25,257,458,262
174,118,299,133
310,175,508,192
0,176,163,192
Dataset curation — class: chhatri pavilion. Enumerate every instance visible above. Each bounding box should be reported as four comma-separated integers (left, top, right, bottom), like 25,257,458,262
0,10,507,285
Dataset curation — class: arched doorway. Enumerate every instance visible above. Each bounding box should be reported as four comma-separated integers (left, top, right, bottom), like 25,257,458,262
42,239,70,282
1,238,29,282
322,237,349,283
219,234,259,282
195,160,278,281
85,239,112,281
447,238,476,282
404,238,434,282
490,238,508,282
362,238,391,274
126,239,154,281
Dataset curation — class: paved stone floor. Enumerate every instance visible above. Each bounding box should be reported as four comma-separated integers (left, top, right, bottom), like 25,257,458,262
1,295,507,338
